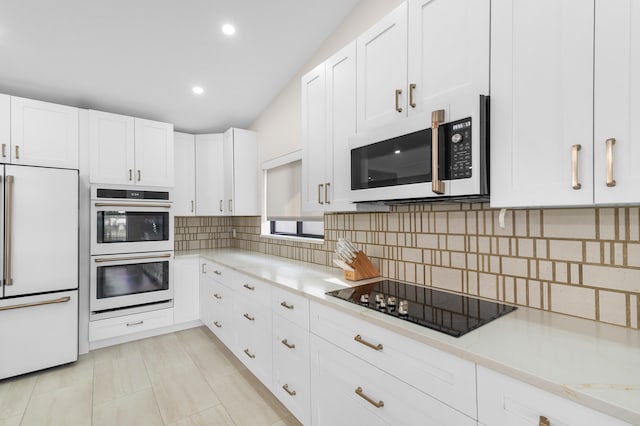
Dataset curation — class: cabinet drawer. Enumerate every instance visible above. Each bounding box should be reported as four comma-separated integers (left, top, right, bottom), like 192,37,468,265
202,277,234,345
310,301,477,419
234,297,272,334
236,273,271,307
273,314,310,367
477,366,632,426
0,290,78,380
271,286,309,329
201,260,235,286
89,308,173,342
236,315,273,386
273,347,310,426
311,335,476,426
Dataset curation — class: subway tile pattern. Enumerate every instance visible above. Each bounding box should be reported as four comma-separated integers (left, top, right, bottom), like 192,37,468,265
179,205,640,330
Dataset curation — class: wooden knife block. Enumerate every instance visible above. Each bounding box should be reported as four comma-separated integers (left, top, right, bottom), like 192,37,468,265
343,251,380,281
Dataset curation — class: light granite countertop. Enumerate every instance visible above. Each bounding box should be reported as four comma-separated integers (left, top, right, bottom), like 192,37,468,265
176,248,640,424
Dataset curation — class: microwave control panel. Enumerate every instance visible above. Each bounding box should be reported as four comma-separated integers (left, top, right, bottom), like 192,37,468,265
446,118,472,180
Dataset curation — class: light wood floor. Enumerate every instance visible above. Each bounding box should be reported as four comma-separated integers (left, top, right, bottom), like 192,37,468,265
0,326,301,426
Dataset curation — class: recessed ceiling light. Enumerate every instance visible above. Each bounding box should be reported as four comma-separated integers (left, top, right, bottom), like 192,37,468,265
394,150,401,154
222,24,236,36
192,86,204,95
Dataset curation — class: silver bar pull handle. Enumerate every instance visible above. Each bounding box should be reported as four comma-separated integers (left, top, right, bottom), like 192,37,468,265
280,301,294,310
94,202,170,209
137,170,141,182
243,283,255,291
431,109,445,194
0,296,70,312
129,169,133,181
572,144,582,190
409,83,417,108
318,183,324,205
14,145,19,160
325,182,330,204
395,89,403,113
282,384,297,396
354,334,383,351
228,199,233,212
1,143,6,158
191,200,194,213
606,138,616,187
126,320,144,327
5,175,13,285
219,200,223,212
94,253,172,263
243,349,255,359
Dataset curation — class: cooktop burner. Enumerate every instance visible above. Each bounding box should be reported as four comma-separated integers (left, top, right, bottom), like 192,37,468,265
326,280,516,337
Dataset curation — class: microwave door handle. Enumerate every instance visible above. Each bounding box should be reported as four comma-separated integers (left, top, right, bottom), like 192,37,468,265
431,110,446,195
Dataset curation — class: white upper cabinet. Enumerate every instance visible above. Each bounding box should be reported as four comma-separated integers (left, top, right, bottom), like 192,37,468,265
326,41,359,212
173,132,196,216
89,111,135,185
490,0,595,208
301,62,327,212
134,118,174,187
195,133,225,216
594,0,640,204
407,0,490,121
0,95,10,162
10,97,79,169
356,2,408,132
223,128,258,216
89,110,173,187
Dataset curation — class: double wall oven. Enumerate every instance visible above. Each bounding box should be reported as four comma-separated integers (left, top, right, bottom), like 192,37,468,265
90,186,174,318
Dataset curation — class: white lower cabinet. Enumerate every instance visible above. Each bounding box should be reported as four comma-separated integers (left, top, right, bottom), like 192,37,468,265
477,366,631,426
272,305,311,425
199,260,235,347
0,290,78,380
310,334,476,426
234,294,272,385
173,257,200,324
310,301,477,419
89,308,174,342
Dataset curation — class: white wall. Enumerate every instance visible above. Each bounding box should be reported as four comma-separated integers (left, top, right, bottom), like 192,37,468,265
249,0,404,196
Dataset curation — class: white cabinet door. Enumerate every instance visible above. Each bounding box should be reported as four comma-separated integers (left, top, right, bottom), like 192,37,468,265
195,134,225,216
5,166,78,297
301,62,327,213
325,41,357,212
230,128,258,216
89,110,135,185
0,290,78,380
0,94,9,164
11,97,79,169
223,128,234,215
407,0,489,119
490,0,594,208
134,118,174,187
173,132,196,216
477,366,631,426
356,2,408,132
173,257,199,324
594,0,640,204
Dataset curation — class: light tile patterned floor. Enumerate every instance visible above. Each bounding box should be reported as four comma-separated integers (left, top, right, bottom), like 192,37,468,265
0,327,301,426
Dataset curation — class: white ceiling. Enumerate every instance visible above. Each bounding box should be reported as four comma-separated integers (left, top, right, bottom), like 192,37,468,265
0,0,359,133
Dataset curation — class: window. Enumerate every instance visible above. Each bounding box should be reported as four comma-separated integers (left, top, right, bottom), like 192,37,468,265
262,151,324,241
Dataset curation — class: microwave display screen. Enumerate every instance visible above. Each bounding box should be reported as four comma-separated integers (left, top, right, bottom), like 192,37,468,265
97,211,169,244
96,261,169,299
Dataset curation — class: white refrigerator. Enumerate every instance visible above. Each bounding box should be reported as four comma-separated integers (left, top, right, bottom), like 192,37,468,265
0,165,79,380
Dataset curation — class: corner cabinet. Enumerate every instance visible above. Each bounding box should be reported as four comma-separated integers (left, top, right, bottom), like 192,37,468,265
491,0,640,207
194,133,225,216
173,132,196,216
9,96,79,169
223,128,258,216
89,110,173,187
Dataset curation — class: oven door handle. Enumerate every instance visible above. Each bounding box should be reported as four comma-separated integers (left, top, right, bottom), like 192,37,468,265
94,202,171,209
94,253,172,263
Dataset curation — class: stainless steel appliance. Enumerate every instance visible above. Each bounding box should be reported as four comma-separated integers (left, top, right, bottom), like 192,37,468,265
90,251,174,313
349,96,489,203
326,279,515,337
90,185,173,255
0,165,78,379
90,185,174,317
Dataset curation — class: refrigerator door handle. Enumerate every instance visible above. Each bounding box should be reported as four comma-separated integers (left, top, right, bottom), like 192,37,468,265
4,175,13,286
0,296,70,312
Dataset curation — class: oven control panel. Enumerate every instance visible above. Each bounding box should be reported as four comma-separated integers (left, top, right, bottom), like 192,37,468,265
446,118,472,180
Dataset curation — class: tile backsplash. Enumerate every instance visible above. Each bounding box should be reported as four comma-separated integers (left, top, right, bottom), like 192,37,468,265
177,204,640,330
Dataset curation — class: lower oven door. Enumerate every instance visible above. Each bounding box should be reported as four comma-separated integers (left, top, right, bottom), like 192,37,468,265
90,252,174,313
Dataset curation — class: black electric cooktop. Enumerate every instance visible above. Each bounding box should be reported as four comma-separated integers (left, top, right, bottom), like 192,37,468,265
326,280,516,337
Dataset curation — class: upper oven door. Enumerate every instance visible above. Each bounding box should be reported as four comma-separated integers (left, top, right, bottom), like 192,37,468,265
91,201,174,255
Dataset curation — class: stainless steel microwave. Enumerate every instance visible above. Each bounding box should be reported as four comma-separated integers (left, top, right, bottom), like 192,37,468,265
349,96,489,203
